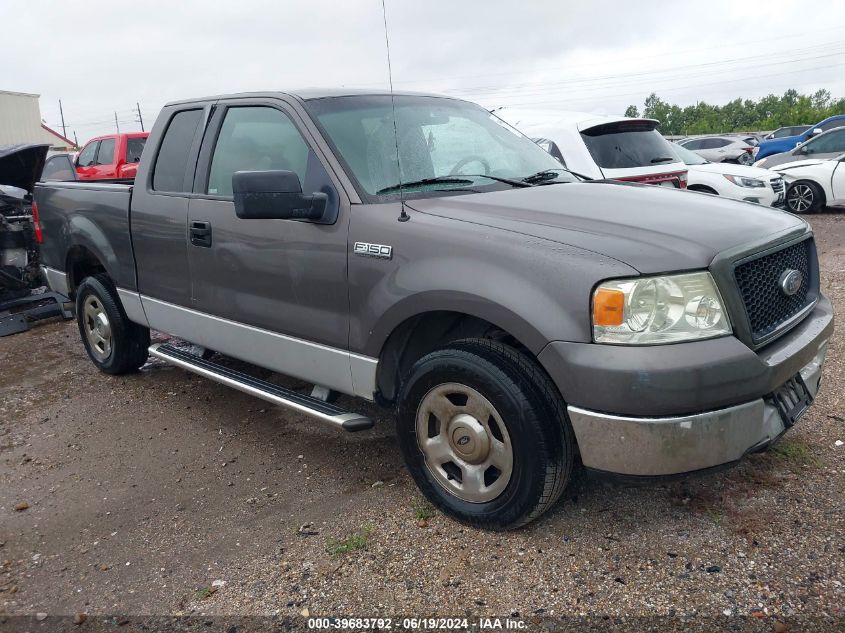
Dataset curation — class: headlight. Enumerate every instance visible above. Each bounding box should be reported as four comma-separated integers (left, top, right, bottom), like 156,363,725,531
592,272,731,344
723,174,765,188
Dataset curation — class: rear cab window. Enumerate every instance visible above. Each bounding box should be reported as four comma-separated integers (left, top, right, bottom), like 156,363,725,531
152,109,203,192
580,120,676,169
126,137,146,163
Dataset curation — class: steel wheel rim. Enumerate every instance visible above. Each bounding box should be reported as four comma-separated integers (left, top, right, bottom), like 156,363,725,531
82,295,112,360
415,382,513,503
787,184,813,212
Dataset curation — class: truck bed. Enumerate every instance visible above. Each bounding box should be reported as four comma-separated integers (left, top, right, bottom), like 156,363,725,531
35,180,138,292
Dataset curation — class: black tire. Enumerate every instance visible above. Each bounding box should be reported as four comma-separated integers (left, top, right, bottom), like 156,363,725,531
75,274,150,374
396,338,575,530
786,180,825,214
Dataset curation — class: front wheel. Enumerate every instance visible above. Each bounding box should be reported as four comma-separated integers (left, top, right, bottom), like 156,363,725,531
396,339,575,530
76,274,150,374
786,181,825,214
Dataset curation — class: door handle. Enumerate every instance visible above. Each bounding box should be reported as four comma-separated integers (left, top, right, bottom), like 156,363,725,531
190,220,212,248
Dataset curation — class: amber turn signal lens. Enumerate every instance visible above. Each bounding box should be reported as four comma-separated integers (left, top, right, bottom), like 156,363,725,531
593,288,624,326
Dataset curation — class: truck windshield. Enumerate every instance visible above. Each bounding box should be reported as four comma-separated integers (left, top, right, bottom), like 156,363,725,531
580,121,677,169
305,95,575,199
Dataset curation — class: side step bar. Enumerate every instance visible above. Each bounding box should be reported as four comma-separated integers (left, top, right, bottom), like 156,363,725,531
148,343,373,432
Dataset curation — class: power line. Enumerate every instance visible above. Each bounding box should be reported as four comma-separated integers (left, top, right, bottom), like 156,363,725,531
446,44,845,98
392,25,845,86
484,62,845,110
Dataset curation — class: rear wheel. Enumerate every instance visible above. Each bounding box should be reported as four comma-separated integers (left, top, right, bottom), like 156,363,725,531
76,274,150,374
396,339,575,530
786,181,825,214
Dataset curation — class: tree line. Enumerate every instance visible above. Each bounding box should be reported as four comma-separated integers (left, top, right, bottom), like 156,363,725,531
623,90,845,136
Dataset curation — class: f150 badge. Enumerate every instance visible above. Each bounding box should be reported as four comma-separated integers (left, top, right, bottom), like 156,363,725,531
354,242,393,259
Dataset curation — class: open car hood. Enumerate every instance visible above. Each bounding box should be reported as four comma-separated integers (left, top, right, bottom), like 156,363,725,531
0,144,50,193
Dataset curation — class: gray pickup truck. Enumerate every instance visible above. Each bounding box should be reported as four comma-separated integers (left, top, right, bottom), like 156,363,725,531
35,90,833,529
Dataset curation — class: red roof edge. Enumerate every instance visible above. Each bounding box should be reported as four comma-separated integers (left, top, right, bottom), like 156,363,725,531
41,123,77,148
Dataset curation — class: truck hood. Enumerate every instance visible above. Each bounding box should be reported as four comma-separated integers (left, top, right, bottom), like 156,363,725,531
774,158,831,170
688,162,777,179
405,181,806,273
0,144,50,193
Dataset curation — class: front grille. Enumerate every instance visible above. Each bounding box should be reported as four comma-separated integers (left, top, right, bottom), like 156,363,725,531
734,238,814,342
770,178,784,193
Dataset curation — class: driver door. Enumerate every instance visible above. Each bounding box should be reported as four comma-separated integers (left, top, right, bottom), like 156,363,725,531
185,99,353,392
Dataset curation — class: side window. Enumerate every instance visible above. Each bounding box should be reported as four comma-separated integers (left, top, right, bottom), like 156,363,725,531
77,142,98,167
808,130,845,153
682,139,701,150
152,109,203,192
96,138,115,165
207,107,309,197
42,156,75,180
819,119,842,132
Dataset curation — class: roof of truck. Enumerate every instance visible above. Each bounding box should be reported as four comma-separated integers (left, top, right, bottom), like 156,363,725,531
165,89,457,107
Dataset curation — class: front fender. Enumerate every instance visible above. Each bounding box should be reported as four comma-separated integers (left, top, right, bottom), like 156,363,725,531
348,203,637,358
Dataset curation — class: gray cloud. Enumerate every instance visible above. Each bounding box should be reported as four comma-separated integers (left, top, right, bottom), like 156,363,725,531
2,0,843,141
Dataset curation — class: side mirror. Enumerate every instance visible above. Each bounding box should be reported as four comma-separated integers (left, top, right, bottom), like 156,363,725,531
232,170,328,221
808,127,823,138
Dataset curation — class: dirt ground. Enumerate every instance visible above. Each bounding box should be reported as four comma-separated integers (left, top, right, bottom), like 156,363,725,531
1,215,843,627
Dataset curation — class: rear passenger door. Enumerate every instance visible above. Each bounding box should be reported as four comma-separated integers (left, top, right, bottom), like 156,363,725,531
93,137,116,179
133,107,207,308
185,98,351,389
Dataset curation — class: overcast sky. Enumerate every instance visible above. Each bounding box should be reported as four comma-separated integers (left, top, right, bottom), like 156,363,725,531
3,0,844,141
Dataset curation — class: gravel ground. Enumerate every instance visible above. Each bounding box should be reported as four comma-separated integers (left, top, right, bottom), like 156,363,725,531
1,214,843,630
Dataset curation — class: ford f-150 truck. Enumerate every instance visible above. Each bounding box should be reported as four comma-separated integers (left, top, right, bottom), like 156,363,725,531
35,90,833,530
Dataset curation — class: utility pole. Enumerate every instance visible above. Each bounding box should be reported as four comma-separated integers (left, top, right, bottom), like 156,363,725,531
114,112,120,133
73,131,79,148
58,99,67,139
136,102,145,132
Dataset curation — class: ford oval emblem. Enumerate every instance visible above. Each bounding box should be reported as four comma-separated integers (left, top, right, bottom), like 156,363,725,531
779,269,803,296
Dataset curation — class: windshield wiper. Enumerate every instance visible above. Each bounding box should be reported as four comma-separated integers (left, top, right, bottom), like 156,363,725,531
376,176,472,195
650,157,676,164
522,168,593,183
459,174,534,188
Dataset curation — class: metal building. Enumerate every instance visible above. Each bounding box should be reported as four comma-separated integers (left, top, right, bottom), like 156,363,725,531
0,90,76,150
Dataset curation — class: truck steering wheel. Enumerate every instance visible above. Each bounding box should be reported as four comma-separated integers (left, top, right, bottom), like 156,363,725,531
449,155,491,175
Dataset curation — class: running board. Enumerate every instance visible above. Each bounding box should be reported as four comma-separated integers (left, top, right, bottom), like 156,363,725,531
148,343,373,432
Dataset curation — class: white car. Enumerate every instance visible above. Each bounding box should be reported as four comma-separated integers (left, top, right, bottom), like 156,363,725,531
497,109,688,188
773,154,845,214
672,143,785,207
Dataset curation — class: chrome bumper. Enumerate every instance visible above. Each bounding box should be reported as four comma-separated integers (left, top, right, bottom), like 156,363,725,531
568,341,828,476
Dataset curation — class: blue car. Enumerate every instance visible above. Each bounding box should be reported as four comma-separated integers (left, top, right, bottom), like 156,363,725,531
755,114,845,160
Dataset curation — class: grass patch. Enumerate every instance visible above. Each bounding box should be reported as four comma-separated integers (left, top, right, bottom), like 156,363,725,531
193,585,217,601
768,439,821,471
326,526,372,556
413,502,435,521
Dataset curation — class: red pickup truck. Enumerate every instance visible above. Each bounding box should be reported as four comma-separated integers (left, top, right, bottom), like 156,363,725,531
75,132,148,180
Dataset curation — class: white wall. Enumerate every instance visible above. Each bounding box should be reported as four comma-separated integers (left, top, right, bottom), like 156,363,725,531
0,90,71,148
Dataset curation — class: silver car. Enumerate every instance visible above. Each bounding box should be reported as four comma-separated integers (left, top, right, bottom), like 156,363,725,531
755,126,845,169
678,135,756,165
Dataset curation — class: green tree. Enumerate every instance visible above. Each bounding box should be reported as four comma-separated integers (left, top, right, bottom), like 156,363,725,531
624,105,639,118
632,89,844,135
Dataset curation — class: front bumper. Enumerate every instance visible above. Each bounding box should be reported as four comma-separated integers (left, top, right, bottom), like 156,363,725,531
566,341,827,476
538,294,833,477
